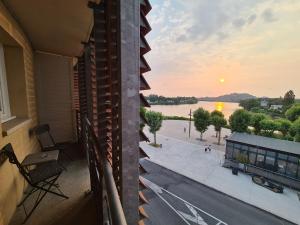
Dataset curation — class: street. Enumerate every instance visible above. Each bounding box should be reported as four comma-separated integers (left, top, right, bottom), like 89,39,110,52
141,160,296,225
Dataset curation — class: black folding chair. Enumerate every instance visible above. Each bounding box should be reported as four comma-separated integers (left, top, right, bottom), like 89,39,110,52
30,124,72,161
0,143,68,224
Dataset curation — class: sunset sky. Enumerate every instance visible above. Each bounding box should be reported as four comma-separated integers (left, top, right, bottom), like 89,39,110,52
144,0,300,98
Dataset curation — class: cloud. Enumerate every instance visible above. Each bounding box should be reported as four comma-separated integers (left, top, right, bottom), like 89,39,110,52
146,0,300,97
176,35,187,42
159,1,267,43
232,18,246,28
262,8,278,22
247,14,257,25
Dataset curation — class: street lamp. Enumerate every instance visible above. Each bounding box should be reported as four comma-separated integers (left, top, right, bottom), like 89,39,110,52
188,109,192,138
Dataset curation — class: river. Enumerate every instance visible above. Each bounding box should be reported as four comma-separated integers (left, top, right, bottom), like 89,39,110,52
150,101,241,119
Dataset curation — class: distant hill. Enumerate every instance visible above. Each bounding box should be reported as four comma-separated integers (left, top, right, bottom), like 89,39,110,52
198,93,257,103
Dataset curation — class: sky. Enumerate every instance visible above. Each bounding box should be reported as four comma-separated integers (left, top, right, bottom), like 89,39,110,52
144,0,300,98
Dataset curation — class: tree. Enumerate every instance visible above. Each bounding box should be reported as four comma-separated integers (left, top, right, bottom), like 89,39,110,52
211,110,224,137
259,119,279,137
285,104,300,121
239,99,260,111
250,113,268,135
145,111,163,145
193,108,210,140
211,116,227,145
283,90,295,106
211,110,224,118
291,118,300,142
229,109,251,133
276,118,292,137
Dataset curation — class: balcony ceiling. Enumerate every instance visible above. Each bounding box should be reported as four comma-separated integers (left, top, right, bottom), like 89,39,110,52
3,0,101,57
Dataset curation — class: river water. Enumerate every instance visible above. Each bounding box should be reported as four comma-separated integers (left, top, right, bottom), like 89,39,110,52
150,101,240,119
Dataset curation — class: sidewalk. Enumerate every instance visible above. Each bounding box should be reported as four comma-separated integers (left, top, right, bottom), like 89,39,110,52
141,132,300,224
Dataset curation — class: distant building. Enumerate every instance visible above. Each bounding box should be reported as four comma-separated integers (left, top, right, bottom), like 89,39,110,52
260,99,269,107
270,104,283,110
225,133,300,190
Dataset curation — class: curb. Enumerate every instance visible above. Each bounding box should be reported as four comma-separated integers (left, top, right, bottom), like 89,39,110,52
145,159,298,225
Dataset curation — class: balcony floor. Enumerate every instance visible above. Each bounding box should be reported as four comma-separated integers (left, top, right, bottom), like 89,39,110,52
9,144,97,225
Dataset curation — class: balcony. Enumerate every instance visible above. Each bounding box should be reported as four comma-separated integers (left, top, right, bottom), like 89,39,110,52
8,144,97,225
8,118,127,225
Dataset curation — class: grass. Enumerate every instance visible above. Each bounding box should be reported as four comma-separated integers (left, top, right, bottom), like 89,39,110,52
163,115,192,121
149,143,161,148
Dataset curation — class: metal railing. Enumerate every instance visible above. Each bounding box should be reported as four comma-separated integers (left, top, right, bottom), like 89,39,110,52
81,116,127,225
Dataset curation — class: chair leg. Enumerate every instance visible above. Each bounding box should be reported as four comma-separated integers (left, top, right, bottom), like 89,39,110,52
20,175,68,224
18,187,36,207
21,176,59,224
38,186,69,199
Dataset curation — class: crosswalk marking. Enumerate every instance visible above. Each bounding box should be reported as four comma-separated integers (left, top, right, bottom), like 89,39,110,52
142,177,228,225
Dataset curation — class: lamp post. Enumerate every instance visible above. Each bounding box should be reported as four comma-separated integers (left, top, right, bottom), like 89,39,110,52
188,109,192,138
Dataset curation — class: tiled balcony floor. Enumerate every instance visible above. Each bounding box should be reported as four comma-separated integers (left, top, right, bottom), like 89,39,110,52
9,144,97,225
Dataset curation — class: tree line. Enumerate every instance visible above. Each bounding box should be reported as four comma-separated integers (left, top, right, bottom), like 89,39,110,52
239,90,298,118
228,106,300,142
146,94,198,105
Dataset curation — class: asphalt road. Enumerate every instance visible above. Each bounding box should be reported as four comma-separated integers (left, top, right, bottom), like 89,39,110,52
141,160,296,225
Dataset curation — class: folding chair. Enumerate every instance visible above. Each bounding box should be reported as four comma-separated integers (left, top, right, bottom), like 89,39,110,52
31,124,72,161
0,143,68,224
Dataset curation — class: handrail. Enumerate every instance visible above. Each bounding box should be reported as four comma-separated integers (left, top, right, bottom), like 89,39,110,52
83,117,127,225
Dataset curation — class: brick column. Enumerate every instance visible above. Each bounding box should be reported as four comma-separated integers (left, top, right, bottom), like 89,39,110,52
120,1,140,224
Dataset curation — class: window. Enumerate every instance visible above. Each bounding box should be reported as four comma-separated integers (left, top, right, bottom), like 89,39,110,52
226,147,233,159
241,145,249,151
286,162,298,178
277,160,287,174
232,148,240,160
227,142,233,148
0,44,12,122
288,155,298,163
234,144,241,150
226,142,234,151
249,152,257,164
278,153,288,160
265,151,276,170
257,148,266,155
256,154,265,168
249,146,257,153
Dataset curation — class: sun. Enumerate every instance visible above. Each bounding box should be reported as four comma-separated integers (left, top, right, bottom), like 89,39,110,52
219,78,225,83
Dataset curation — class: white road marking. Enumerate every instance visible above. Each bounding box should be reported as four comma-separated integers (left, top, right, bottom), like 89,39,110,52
155,192,191,225
142,177,228,225
178,203,208,225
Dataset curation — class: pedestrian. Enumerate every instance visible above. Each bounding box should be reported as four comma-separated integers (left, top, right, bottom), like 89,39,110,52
208,145,211,152
184,127,186,133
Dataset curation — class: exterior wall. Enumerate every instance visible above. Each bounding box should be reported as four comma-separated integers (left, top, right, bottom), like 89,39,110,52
34,52,75,143
0,2,39,225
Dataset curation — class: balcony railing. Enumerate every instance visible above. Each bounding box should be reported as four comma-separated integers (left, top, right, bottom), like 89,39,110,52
81,114,127,225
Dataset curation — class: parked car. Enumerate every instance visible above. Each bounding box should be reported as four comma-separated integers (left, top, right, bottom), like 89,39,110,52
252,176,284,193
